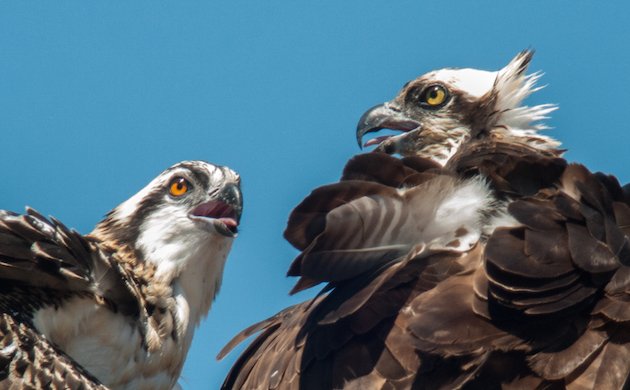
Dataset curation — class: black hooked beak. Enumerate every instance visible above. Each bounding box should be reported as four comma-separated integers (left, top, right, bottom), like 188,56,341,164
356,103,421,149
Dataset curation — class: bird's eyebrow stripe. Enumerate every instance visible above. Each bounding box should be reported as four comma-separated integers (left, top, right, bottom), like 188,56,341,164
166,163,211,189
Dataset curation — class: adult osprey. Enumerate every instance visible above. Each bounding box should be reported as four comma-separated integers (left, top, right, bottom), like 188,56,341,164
220,52,630,389
0,160,242,389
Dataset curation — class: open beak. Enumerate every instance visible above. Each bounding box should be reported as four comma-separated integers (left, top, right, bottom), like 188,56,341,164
356,103,420,149
190,183,243,237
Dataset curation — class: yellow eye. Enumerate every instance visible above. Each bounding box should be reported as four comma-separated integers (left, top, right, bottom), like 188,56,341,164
169,177,190,197
422,85,448,107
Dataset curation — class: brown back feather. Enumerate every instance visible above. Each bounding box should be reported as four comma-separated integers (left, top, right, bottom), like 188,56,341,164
222,144,630,389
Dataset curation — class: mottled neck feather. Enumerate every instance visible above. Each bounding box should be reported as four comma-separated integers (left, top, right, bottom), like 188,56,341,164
89,221,151,277
416,128,469,166
88,222,211,359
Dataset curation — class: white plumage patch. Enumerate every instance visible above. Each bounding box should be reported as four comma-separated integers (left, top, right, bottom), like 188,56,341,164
33,297,176,389
416,176,494,251
430,67,498,99
357,175,495,254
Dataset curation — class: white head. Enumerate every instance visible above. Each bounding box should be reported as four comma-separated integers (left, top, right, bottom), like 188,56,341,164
356,51,560,165
92,160,242,316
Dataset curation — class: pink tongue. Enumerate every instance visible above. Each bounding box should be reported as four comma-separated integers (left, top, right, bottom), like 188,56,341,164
364,135,392,147
220,218,238,230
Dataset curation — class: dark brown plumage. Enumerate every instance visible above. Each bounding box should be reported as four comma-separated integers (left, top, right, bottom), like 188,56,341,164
220,52,630,389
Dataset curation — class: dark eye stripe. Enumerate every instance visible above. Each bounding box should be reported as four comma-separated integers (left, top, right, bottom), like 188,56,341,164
165,163,211,189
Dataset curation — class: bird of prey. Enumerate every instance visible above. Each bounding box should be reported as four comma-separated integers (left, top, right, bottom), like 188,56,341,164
0,160,242,389
220,51,630,389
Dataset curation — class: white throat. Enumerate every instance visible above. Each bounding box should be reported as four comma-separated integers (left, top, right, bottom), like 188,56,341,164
136,204,234,327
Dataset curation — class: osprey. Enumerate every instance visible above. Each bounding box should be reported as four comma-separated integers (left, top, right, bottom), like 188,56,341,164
220,52,630,389
0,160,242,389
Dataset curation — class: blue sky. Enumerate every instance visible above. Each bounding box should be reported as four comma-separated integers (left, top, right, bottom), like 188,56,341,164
1,2,629,389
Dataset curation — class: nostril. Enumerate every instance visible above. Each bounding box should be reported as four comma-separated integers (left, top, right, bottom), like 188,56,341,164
385,102,402,113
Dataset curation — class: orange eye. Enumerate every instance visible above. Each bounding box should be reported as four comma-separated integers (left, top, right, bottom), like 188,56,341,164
169,177,190,197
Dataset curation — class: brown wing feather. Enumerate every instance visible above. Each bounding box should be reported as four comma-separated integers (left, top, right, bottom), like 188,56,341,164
0,208,143,388
0,313,106,389
286,153,461,294
479,162,630,385
222,147,630,389
0,208,139,314
448,139,566,197
340,153,445,187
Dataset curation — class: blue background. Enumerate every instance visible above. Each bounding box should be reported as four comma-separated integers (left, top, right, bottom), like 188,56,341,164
1,2,628,388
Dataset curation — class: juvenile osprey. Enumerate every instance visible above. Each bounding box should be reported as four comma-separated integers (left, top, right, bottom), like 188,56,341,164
0,160,242,389
220,52,630,389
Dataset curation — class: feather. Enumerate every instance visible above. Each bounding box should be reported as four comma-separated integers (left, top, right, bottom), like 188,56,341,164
222,52,630,390
1,160,241,389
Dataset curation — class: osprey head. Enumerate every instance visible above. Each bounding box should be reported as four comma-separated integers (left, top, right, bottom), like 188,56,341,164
93,160,242,282
356,51,560,165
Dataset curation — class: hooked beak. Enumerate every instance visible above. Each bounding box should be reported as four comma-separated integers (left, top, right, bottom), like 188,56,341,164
190,182,243,237
356,103,421,149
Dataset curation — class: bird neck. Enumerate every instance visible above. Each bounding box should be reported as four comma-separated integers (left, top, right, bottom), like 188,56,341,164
90,224,231,328
416,127,470,166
